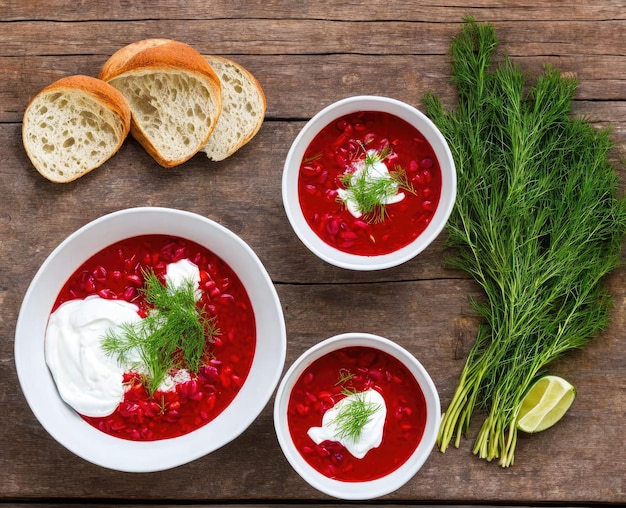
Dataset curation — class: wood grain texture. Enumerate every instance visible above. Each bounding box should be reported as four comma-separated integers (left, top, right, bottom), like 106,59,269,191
1,0,625,504
2,0,625,21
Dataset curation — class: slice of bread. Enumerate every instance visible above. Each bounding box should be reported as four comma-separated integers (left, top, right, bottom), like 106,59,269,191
200,55,266,161
22,75,131,183
99,39,222,168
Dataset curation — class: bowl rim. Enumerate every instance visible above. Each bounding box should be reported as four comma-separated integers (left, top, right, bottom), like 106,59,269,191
282,95,456,271
14,206,286,472
273,332,441,500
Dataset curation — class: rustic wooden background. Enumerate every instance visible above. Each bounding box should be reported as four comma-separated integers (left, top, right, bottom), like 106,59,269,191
1,0,624,505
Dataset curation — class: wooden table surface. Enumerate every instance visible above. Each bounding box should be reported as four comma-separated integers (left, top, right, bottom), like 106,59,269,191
1,0,624,505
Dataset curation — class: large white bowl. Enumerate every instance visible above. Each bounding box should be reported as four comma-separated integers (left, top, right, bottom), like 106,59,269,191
14,207,286,472
282,95,456,270
273,333,440,500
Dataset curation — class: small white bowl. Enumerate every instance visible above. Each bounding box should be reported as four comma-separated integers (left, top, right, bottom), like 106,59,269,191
282,95,456,270
273,333,440,500
14,207,286,472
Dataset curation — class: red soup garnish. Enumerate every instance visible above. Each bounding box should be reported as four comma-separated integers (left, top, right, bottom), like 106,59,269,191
52,234,256,441
298,110,442,256
287,346,427,482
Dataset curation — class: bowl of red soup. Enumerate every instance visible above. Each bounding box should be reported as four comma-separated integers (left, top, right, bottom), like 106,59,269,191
14,207,286,472
283,95,456,270
273,333,440,500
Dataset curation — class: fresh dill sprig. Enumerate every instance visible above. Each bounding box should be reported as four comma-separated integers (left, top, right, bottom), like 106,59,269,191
424,18,626,466
335,368,355,386
339,144,415,222
102,269,219,396
330,390,381,443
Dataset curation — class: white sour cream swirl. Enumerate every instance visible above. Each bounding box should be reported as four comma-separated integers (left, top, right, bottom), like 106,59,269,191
307,389,386,459
44,296,141,417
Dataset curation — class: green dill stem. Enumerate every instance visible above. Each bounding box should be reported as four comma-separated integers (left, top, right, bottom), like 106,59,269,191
335,368,355,386
437,365,478,451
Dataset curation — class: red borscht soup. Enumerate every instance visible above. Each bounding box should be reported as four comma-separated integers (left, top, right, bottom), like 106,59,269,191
51,234,256,441
297,110,442,256
287,346,427,482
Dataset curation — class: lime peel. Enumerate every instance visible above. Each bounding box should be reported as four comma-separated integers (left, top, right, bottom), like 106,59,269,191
516,375,576,433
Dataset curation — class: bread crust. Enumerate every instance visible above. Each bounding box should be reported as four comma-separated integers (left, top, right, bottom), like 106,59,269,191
99,39,222,167
98,39,172,81
202,55,266,160
25,75,132,136
22,75,131,183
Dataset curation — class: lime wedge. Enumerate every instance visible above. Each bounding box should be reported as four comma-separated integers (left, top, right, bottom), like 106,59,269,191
516,375,576,433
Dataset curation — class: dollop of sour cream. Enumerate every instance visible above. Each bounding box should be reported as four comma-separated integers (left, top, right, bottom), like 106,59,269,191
45,259,201,417
307,389,387,459
44,296,141,417
337,150,405,218
165,258,201,298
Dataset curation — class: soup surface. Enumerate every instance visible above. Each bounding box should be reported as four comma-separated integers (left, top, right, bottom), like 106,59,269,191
297,110,442,255
287,346,427,482
50,234,256,441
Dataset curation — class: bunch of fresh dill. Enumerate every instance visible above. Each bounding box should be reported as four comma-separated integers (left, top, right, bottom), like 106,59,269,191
423,18,626,466
103,270,219,396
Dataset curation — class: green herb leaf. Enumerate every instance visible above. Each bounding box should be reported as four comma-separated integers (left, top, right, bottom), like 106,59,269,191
102,268,219,396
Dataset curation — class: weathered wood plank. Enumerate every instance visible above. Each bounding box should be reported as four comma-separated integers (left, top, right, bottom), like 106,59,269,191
0,19,623,59
2,54,625,125
2,0,625,22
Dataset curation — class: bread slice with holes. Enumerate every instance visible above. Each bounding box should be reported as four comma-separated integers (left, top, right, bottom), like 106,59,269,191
200,55,266,161
22,75,131,183
99,39,222,168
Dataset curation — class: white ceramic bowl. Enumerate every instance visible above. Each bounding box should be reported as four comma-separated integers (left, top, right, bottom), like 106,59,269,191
273,333,440,500
14,207,286,472
282,95,456,270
